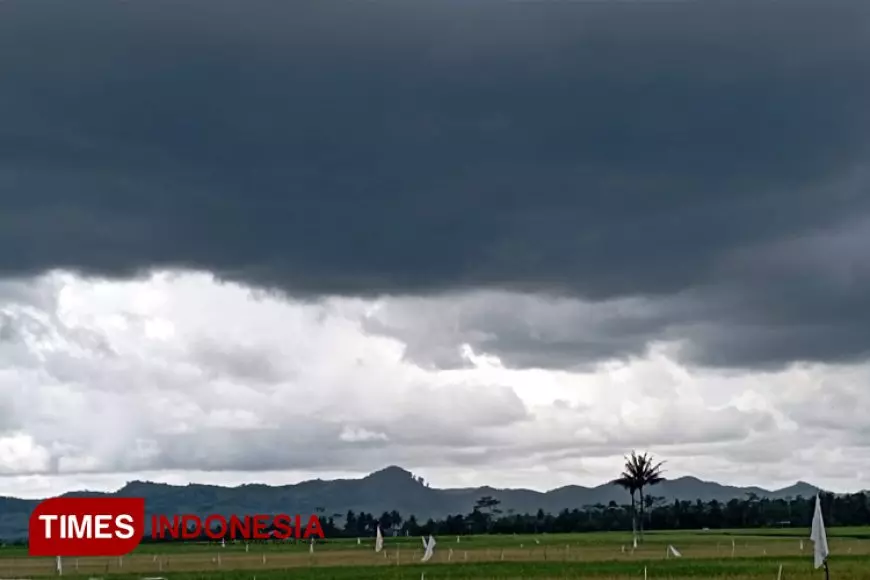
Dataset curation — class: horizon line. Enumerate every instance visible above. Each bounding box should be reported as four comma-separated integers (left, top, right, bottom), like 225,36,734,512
0,465,839,501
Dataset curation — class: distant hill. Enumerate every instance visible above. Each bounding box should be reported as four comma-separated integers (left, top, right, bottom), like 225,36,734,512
0,466,822,540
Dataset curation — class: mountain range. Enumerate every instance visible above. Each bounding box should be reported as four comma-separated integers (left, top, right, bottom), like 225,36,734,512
0,466,822,540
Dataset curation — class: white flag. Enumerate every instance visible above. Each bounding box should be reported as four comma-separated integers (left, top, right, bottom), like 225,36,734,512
375,525,384,552
810,494,829,569
56,555,63,575
421,535,436,562
633,534,638,549
221,537,226,548
668,544,682,558
310,539,315,554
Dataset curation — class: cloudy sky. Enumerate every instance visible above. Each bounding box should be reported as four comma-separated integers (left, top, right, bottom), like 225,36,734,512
1,0,869,499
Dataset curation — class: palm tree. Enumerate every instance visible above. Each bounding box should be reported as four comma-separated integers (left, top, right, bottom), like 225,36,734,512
617,451,666,542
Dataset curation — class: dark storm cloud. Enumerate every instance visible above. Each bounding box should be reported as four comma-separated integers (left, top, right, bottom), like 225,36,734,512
362,291,685,370
365,211,870,370
2,0,870,369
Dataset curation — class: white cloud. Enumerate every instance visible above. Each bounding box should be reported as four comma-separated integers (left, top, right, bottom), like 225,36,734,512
0,270,867,498
0,433,51,475
339,427,389,443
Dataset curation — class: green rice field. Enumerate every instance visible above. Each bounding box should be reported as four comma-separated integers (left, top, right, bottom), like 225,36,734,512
1,528,867,579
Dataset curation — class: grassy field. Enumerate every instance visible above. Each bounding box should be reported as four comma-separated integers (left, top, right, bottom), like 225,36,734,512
1,528,868,579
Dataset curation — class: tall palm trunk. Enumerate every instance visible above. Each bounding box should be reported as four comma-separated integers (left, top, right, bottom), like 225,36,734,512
638,486,645,541
630,491,637,540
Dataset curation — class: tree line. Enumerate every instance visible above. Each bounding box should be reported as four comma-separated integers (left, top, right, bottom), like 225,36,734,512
331,490,868,538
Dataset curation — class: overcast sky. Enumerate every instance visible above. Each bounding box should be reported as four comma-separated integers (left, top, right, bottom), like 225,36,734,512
1,0,869,499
